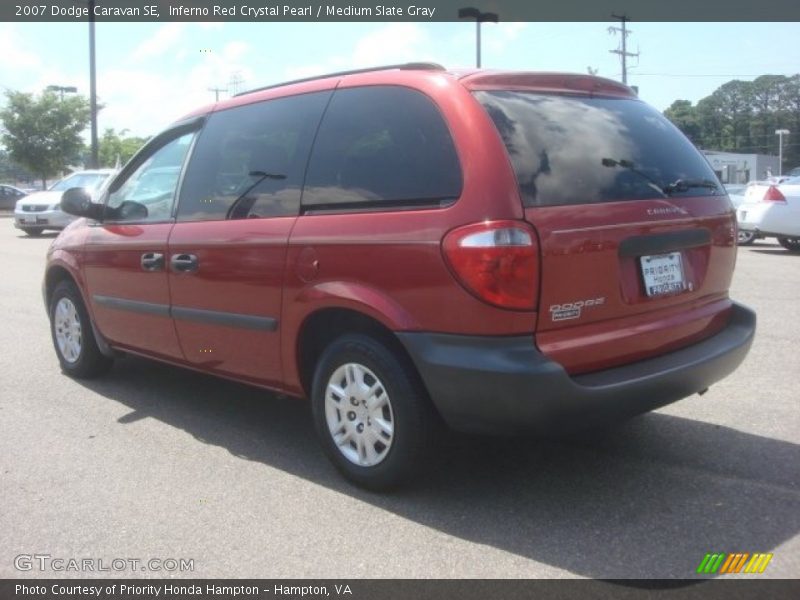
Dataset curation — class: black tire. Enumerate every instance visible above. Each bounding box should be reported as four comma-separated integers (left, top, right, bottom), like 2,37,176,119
777,236,800,252
49,280,113,378
737,230,757,246
21,227,44,236
311,334,436,490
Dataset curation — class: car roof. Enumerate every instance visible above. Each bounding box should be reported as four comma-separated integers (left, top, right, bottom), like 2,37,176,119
180,63,637,121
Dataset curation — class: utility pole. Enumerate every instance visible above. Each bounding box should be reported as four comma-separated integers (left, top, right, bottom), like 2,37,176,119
208,86,227,102
88,0,98,169
229,72,244,96
609,14,639,85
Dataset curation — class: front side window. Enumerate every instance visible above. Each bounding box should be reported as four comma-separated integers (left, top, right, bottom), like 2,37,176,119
50,172,111,193
302,86,462,210
106,132,194,222
475,91,722,207
177,91,331,222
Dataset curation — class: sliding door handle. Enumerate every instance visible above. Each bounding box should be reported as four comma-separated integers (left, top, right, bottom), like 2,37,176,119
140,252,164,271
171,253,199,273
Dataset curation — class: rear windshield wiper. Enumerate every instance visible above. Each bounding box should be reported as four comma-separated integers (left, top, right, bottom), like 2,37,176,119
601,158,667,198
662,178,720,195
602,159,720,197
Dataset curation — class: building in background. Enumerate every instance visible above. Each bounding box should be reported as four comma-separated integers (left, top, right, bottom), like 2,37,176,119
702,150,780,184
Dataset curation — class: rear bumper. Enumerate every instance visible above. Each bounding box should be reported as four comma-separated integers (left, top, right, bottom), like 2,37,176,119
397,302,756,435
738,204,800,237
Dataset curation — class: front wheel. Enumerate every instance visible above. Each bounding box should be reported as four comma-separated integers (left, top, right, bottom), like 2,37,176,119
777,236,800,252
49,280,113,378
311,334,436,490
737,230,757,245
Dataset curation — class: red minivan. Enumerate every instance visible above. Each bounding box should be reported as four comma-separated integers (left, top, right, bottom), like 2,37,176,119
46,64,755,489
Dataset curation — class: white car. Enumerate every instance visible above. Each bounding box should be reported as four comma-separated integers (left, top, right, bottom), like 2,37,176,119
737,176,800,251
13,169,116,236
724,184,747,208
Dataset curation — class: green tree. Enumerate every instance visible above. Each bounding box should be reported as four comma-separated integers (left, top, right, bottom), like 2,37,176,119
98,128,148,168
0,90,91,188
664,100,701,143
709,80,753,151
695,95,725,150
664,73,800,171
0,147,35,183
748,75,788,154
781,75,800,170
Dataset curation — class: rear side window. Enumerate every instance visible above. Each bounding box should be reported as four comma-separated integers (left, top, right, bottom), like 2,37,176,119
475,91,721,207
177,91,331,221
303,86,462,211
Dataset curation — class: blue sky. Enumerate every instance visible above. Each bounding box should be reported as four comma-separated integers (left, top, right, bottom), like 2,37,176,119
1,21,799,138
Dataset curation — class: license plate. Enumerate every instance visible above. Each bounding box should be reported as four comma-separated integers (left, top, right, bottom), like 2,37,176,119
640,252,686,297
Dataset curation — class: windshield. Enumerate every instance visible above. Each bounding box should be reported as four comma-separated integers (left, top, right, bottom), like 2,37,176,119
49,172,111,192
475,91,721,207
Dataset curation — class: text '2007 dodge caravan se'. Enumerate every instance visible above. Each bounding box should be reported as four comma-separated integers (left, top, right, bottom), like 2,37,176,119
45,63,755,489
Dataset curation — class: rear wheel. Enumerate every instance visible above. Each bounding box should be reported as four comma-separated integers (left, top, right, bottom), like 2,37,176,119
737,230,757,245
311,334,435,490
49,280,113,378
777,236,800,252
21,227,44,236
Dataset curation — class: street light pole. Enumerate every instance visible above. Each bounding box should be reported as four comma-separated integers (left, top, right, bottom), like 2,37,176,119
88,0,99,169
775,129,790,176
458,7,499,68
475,19,481,68
46,85,78,100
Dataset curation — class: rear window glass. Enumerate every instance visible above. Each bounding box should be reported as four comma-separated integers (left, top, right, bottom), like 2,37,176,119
475,91,722,207
302,86,462,210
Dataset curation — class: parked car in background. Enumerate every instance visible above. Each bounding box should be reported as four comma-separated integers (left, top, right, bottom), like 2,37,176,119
786,166,800,177
724,184,747,207
737,176,800,251
44,64,755,489
0,184,28,209
725,183,756,244
13,169,116,236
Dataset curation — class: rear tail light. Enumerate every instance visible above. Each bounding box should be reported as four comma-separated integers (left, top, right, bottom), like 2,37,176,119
762,186,786,202
442,220,539,310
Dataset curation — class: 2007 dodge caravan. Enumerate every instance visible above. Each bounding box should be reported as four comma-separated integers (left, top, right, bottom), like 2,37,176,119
45,63,755,488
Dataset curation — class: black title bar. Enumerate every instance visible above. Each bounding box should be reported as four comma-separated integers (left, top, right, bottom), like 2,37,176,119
4,0,800,22
2,579,800,600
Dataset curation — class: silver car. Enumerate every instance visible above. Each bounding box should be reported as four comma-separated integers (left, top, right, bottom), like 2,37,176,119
14,169,116,236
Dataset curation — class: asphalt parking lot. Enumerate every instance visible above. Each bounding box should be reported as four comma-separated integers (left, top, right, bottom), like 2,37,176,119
0,218,798,580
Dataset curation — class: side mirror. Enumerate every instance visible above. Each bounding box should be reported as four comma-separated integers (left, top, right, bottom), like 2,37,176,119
61,187,103,220
110,200,148,221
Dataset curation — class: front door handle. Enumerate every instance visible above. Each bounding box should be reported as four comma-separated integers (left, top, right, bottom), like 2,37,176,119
171,253,199,273
140,252,164,271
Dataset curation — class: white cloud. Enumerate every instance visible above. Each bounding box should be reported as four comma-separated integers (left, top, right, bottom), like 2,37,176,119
88,26,255,136
352,23,429,66
222,41,248,62
279,24,432,85
0,25,42,72
130,23,186,63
